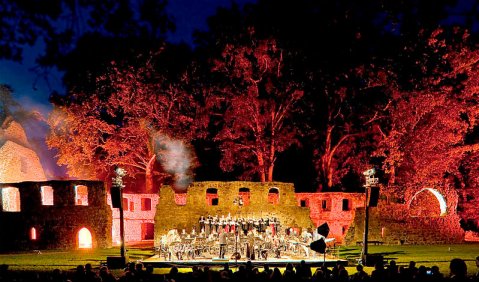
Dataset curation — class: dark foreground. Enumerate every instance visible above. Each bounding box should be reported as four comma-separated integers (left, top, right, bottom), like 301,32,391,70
1,256,479,282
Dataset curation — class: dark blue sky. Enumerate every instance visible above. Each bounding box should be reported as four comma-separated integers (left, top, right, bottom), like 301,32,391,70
0,0,255,116
0,0,255,179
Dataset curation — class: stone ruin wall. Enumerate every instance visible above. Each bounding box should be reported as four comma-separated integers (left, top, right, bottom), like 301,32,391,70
344,186,465,245
0,180,112,252
295,192,364,243
154,181,314,247
107,193,159,243
0,119,47,183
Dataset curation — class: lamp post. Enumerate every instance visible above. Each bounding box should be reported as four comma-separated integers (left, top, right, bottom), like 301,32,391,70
112,167,127,259
361,168,378,265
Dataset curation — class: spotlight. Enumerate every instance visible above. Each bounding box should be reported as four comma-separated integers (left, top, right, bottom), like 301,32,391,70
363,168,376,176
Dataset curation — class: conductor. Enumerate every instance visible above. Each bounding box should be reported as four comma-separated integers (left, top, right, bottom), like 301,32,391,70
219,229,227,259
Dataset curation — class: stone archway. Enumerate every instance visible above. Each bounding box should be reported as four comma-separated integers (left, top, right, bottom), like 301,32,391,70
409,188,447,217
77,227,93,249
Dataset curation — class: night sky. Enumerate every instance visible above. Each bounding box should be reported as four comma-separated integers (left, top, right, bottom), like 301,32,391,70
0,0,256,182
0,0,256,114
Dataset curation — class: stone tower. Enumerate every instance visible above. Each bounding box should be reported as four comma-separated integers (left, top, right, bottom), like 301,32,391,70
0,117,46,183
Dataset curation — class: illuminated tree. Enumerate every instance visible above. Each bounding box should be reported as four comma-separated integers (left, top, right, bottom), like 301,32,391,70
208,36,303,182
305,67,390,191
377,29,479,192
47,57,197,192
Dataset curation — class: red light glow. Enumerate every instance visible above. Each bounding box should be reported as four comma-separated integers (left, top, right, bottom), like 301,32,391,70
30,227,37,240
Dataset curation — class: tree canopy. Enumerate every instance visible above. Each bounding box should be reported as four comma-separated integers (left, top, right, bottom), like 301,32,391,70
2,0,479,200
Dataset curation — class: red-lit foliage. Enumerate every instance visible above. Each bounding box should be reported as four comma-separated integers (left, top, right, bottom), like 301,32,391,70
47,58,197,192
377,29,479,193
208,36,303,182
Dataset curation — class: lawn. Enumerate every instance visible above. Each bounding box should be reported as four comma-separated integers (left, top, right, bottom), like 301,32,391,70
0,244,478,276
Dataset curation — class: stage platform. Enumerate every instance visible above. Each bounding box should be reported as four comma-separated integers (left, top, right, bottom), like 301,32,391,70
142,254,348,268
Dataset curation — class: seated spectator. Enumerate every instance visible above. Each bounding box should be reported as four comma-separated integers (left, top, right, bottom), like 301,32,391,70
283,263,296,282
449,258,467,281
51,269,65,282
371,261,386,282
163,266,180,282
351,264,369,281
72,265,85,282
387,260,399,280
99,266,117,282
85,263,100,282
270,267,282,282
430,265,444,281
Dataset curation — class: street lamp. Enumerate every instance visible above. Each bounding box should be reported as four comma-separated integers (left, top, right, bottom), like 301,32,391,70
361,168,378,265
112,167,127,260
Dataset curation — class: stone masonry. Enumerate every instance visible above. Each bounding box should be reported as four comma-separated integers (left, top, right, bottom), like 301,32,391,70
0,180,112,252
154,181,314,247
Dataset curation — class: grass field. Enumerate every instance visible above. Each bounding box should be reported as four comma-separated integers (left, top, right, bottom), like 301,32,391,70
0,244,478,276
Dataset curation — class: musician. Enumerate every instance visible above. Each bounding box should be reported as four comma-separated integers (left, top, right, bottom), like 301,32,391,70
258,218,265,233
215,217,221,233
272,235,281,258
301,230,313,258
199,216,205,232
219,229,227,259
173,243,184,260
208,229,218,242
246,230,256,260
230,217,236,233
205,217,211,236
241,218,249,235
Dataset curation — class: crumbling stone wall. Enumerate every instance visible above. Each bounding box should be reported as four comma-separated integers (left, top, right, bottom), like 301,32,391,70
0,119,46,183
154,181,314,247
344,200,464,245
0,180,111,252
107,193,158,243
296,192,364,243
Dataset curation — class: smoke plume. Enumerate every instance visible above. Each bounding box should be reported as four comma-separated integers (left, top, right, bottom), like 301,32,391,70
152,133,195,191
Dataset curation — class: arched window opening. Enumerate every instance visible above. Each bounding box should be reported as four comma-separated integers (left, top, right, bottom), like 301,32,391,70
342,199,351,211
239,187,251,206
409,188,447,217
74,185,88,206
2,187,21,212
41,186,54,205
268,188,279,204
206,188,218,206
78,227,92,249
30,227,37,240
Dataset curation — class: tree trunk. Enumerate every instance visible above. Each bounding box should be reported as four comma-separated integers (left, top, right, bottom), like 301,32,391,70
267,163,274,182
388,166,396,185
268,132,275,182
322,126,333,190
145,155,156,193
257,153,266,182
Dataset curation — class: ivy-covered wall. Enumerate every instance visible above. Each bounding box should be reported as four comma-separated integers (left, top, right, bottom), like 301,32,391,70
0,180,112,252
